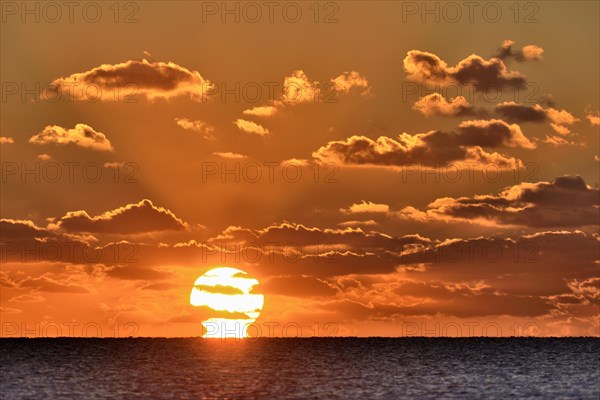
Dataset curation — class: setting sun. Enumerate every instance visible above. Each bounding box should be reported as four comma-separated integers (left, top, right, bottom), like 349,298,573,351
1,1,599,398
190,267,264,338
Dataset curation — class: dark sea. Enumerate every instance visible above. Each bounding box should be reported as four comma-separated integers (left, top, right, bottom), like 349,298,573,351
1,338,599,399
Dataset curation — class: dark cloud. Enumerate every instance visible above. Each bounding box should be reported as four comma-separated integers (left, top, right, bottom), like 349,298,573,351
45,59,213,102
401,231,599,301
52,199,188,234
317,230,598,319
454,119,535,148
494,40,544,62
495,102,547,123
404,50,527,91
494,103,579,131
212,222,431,253
3,211,598,324
400,176,599,228
0,219,49,241
194,284,245,295
313,119,533,168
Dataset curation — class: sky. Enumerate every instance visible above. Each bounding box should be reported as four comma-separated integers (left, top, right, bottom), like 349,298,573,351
1,1,599,337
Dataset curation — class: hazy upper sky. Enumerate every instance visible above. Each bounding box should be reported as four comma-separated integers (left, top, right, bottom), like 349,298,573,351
1,1,599,337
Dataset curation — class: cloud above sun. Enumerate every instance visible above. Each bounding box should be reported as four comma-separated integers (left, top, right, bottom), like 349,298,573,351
49,199,189,234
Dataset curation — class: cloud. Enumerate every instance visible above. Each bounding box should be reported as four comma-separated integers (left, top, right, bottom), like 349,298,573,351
45,59,213,101
194,284,245,295
5,214,597,327
567,277,600,303
400,231,598,298
494,40,544,62
242,106,278,117
0,218,51,240
104,162,125,169
314,135,520,169
240,70,371,120
325,286,553,319
29,124,113,151
0,221,180,279
404,50,527,91
282,70,371,104
413,93,476,117
0,307,22,314
313,119,533,169
341,201,390,214
141,282,179,291
545,107,579,125
197,222,432,279
279,158,310,168
212,222,430,254
337,220,379,228
18,275,91,293
543,135,576,146
234,119,270,136
174,118,215,139
521,45,544,61
494,102,579,137
8,293,45,303
212,152,247,159
51,199,188,234
0,219,136,267
399,176,599,228
2,264,96,295
456,119,535,149
330,71,370,95
282,70,320,104
0,136,14,144
315,230,598,321
2,216,414,284
549,124,571,136
494,102,547,123
0,272,19,288
585,110,599,126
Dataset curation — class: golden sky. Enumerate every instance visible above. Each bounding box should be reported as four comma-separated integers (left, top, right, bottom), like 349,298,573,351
1,1,599,337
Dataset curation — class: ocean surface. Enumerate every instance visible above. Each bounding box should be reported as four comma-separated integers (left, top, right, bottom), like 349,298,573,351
1,338,599,399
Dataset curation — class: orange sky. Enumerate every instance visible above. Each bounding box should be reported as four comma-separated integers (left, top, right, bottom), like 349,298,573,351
1,1,599,337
